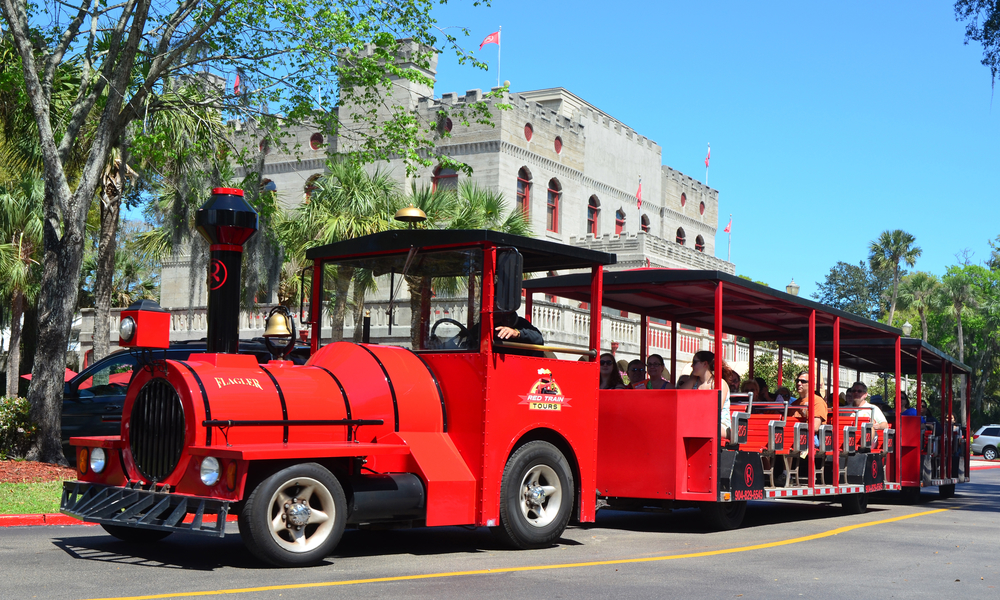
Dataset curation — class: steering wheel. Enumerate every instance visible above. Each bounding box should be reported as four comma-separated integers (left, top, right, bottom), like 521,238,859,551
429,318,470,349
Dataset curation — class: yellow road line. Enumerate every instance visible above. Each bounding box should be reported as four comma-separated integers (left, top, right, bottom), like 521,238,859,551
85,508,948,600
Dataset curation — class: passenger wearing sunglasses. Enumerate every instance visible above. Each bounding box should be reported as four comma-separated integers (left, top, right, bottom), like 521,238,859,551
679,350,733,439
599,353,627,389
788,371,828,431
631,354,673,390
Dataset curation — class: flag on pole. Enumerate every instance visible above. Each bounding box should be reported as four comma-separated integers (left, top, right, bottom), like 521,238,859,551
480,31,500,49
705,143,711,168
234,71,243,96
723,217,731,233
636,177,642,210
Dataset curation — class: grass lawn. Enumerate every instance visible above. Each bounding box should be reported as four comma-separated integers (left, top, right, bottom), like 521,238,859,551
0,481,66,514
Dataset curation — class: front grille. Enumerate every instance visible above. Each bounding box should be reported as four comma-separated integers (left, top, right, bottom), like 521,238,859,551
129,378,185,482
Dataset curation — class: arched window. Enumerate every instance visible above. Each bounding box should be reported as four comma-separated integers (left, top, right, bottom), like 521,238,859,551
587,195,600,236
546,178,561,232
516,167,531,216
524,123,533,141
695,235,705,252
304,174,321,202
309,133,324,150
699,201,706,215
554,136,563,154
432,165,458,192
681,192,687,207
676,227,686,245
640,214,650,233
259,139,270,154
615,209,626,235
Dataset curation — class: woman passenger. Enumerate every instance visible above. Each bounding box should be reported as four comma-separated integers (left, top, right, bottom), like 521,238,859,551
679,350,732,439
739,380,760,401
599,353,627,389
636,354,673,389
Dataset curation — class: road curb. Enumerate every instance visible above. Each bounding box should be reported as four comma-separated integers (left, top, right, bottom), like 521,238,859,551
0,513,238,528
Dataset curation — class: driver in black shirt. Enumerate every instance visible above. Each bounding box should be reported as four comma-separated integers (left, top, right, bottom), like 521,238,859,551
466,310,544,356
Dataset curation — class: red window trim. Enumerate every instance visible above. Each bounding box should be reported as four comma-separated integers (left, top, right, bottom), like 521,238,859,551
546,185,560,232
432,166,458,192
516,171,531,217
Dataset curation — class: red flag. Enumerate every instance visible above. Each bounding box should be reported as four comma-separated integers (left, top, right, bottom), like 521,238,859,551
636,179,642,210
234,71,242,96
723,217,731,233
705,143,711,168
480,31,500,49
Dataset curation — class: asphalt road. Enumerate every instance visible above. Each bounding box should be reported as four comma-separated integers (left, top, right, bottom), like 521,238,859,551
2,470,998,600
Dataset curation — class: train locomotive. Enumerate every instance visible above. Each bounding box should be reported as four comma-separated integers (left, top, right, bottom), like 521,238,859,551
62,187,616,566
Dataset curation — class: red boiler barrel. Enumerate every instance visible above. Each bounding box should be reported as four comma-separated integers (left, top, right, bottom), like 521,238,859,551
119,344,444,486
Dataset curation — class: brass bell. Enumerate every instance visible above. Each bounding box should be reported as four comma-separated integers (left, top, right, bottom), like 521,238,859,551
394,203,427,225
263,311,293,338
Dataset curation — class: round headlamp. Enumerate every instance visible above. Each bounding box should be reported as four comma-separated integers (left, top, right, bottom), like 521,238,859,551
200,456,221,486
89,447,106,473
119,316,136,342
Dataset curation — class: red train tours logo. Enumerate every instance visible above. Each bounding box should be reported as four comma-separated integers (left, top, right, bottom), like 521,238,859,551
520,369,571,411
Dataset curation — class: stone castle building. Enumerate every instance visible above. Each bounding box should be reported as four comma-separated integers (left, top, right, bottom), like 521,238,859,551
99,40,736,369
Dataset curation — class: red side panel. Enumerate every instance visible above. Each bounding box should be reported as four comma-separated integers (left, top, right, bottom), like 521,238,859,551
597,389,718,501
898,415,921,486
383,432,476,526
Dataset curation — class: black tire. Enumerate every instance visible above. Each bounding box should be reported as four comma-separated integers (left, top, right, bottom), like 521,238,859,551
101,524,173,543
900,486,921,504
493,441,574,549
841,492,869,514
238,463,347,567
983,447,998,461
938,484,955,499
700,500,747,530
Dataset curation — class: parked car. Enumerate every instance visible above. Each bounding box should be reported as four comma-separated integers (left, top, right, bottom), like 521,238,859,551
62,339,309,461
972,425,1000,461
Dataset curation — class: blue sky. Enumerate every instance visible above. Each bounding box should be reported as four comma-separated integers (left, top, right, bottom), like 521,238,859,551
430,0,1000,298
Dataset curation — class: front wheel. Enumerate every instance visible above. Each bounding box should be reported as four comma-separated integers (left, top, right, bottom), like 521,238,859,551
238,463,347,567
700,500,747,530
983,446,998,461
841,492,868,514
494,441,574,549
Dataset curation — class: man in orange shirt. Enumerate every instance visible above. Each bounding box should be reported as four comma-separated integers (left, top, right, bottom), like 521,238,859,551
789,370,828,430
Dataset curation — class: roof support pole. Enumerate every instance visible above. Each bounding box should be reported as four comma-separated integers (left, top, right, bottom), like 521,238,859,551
640,313,648,364
714,282,723,390
777,346,784,390
947,364,954,479
670,320,678,386
966,374,972,481
832,317,840,484
310,261,323,355
915,347,923,483
895,335,902,484
589,264,603,362
748,337,755,380
808,309,816,488
941,360,947,480
524,289,533,324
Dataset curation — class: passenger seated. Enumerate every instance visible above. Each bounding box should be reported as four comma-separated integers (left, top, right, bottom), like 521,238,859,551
678,350,731,439
625,359,645,388
599,353,627,389
675,374,691,388
847,381,888,430
788,371,828,431
754,377,772,402
774,386,792,404
634,354,673,390
739,380,760,400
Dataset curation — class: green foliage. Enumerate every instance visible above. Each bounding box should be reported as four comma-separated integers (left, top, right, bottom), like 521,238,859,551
79,220,160,308
868,229,921,325
956,1,1000,83
0,480,65,514
0,395,37,459
750,352,801,394
813,260,891,321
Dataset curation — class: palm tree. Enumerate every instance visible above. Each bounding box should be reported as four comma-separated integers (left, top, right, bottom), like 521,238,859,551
0,177,44,396
869,229,922,326
898,271,940,342
278,159,401,342
940,267,977,363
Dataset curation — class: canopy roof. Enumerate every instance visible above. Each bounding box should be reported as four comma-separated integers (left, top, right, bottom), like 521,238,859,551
305,230,616,273
524,269,968,375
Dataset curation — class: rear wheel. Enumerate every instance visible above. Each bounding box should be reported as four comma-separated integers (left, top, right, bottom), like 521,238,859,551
983,446,998,461
101,524,172,543
900,486,921,504
841,492,868,514
700,500,747,530
493,441,574,549
238,463,347,567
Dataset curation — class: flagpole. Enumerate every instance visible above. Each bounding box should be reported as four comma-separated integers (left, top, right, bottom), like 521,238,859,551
497,26,501,88
727,213,732,262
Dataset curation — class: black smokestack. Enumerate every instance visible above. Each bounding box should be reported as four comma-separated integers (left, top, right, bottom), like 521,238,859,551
195,187,259,354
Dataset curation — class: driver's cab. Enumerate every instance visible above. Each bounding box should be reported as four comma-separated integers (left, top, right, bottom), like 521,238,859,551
301,230,615,360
